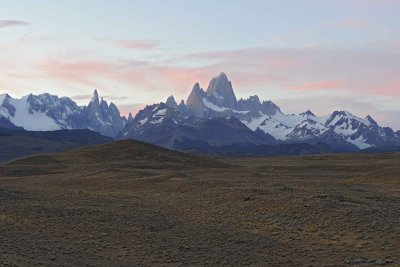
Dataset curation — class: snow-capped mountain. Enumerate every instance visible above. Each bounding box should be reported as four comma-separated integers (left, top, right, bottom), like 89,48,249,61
83,90,126,137
0,93,82,131
2,73,398,153
0,90,126,137
119,103,274,149
121,72,400,150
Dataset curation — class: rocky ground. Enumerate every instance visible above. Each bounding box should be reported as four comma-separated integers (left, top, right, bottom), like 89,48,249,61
0,141,399,266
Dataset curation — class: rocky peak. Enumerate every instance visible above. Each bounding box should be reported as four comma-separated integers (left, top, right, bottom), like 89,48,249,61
100,97,108,110
326,111,345,124
83,90,125,137
25,93,35,104
166,95,178,109
206,72,237,109
109,102,120,115
192,82,201,92
261,101,280,115
91,89,100,106
177,99,189,115
300,110,315,116
1,93,11,99
1,94,16,116
238,96,262,112
248,95,261,104
127,112,134,122
187,83,205,101
366,115,378,127
237,96,280,115
186,82,207,118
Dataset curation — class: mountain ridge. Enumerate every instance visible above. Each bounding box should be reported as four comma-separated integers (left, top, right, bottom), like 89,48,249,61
0,90,126,137
1,72,399,154
121,72,400,151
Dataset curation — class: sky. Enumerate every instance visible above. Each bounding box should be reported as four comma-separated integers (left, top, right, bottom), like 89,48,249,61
0,0,399,129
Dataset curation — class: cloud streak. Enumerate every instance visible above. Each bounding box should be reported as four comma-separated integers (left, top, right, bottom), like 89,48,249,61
11,43,400,129
184,46,400,96
39,56,210,96
323,18,372,31
0,20,29,28
94,38,161,51
114,39,160,50
38,44,400,99
289,80,343,91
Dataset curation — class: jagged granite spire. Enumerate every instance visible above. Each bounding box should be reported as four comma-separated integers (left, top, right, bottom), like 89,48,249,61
85,90,125,137
91,89,100,105
206,72,237,109
166,95,178,109
127,112,134,122
186,82,207,117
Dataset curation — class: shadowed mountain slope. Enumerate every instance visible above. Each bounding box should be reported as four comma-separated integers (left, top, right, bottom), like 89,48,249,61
2,140,226,176
0,128,112,162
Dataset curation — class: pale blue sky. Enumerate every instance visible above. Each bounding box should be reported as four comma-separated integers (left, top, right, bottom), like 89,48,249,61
1,0,399,128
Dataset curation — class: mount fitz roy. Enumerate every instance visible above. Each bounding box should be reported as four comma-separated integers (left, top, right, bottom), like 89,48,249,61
119,72,400,152
1,72,399,155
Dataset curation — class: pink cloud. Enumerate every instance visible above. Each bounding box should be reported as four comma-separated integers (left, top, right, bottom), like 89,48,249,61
373,81,400,96
187,47,304,70
30,45,400,129
114,39,160,50
37,45,400,108
94,38,161,51
324,18,371,31
40,60,116,87
185,46,400,97
156,67,213,91
39,56,213,97
0,20,29,28
290,80,343,91
41,57,161,88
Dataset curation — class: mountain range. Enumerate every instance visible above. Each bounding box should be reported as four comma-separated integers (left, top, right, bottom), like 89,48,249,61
0,90,127,137
120,72,400,152
1,72,399,155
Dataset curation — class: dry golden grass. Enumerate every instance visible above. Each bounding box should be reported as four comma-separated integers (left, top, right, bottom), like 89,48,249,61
1,141,399,266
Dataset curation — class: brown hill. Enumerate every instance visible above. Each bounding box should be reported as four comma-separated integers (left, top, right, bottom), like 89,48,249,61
1,143,399,266
1,140,226,177
0,128,112,162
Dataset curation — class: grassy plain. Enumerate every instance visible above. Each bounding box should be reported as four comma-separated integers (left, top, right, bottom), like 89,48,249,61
1,141,399,266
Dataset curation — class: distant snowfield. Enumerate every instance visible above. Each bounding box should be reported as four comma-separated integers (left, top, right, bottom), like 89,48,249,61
0,91,127,137
2,96,61,131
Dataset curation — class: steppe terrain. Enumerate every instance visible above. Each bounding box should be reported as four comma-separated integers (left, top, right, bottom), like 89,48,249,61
1,140,399,266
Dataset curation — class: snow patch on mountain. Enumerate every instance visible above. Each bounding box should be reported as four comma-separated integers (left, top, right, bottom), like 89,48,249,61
258,118,293,140
1,95,61,131
0,90,126,137
241,114,268,131
347,136,373,149
139,117,148,126
202,98,226,112
154,108,167,117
